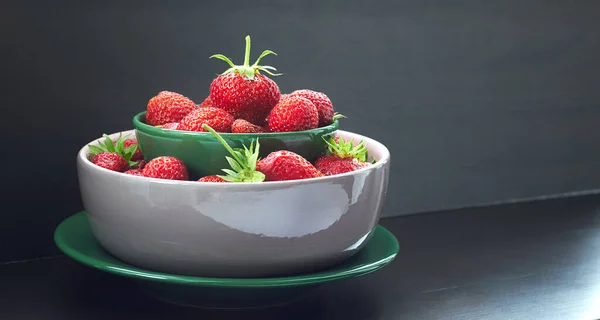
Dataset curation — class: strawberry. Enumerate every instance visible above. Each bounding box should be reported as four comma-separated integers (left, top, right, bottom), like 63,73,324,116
314,137,372,176
141,156,189,180
266,96,319,132
157,122,179,130
176,107,235,132
290,89,340,127
124,169,143,176
197,175,227,183
279,93,290,102
88,133,139,172
231,119,266,133
209,35,281,125
198,96,213,108
124,138,143,161
146,91,197,126
92,152,129,172
315,157,370,176
256,150,323,181
202,124,265,182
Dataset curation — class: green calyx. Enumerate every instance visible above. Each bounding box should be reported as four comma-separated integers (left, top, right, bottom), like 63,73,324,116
323,136,369,162
209,35,282,80
202,124,265,182
88,133,139,167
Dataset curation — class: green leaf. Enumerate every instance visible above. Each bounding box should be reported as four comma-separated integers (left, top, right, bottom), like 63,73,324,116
226,156,244,172
332,112,346,120
247,139,260,171
323,136,338,153
252,50,277,67
123,144,138,156
242,143,251,154
232,150,245,163
259,66,278,71
355,141,369,162
257,67,282,77
219,174,239,182
209,54,236,68
221,169,238,177
102,134,116,153
88,145,104,156
116,136,125,154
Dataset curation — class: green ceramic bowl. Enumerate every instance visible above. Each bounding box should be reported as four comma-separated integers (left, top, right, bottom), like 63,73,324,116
132,111,339,178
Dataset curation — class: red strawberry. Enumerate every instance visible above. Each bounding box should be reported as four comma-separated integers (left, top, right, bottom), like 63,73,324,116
92,152,129,172
157,122,179,130
142,156,189,180
202,124,265,182
231,119,266,133
176,107,235,132
198,96,213,108
290,89,337,127
124,138,143,161
209,35,281,125
266,96,319,132
88,133,140,172
279,93,290,102
197,175,227,182
124,168,144,176
314,136,372,176
256,150,323,181
315,157,370,176
146,91,197,126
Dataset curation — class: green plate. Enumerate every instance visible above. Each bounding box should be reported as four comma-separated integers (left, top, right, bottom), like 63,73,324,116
54,212,399,309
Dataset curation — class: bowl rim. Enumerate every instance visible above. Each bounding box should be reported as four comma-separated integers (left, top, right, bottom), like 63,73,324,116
78,129,390,186
132,111,339,139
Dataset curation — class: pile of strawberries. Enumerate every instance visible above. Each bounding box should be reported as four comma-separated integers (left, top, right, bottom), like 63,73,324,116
146,36,341,133
87,36,375,183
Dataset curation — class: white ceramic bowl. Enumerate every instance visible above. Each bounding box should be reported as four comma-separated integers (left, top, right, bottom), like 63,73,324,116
77,129,390,278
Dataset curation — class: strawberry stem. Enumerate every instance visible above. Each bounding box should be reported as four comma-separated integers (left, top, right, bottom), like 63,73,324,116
202,124,247,169
209,35,281,80
243,35,251,67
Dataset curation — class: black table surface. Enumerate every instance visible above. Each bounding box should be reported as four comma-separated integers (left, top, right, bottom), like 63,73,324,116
3,194,600,320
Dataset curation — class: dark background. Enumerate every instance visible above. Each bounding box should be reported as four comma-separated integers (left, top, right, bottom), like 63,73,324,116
1,1,599,262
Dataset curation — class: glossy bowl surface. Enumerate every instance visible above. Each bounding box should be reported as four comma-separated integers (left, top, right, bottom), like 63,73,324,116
77,129,390,278
133,111,338,178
